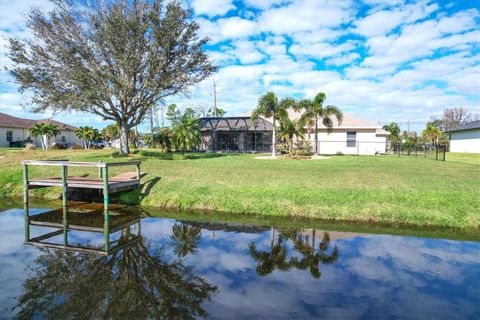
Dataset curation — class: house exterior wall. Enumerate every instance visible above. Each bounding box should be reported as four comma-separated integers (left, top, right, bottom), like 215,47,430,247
304,129,387,155
0,127,81,148
449,129,480,153
0,127,27,147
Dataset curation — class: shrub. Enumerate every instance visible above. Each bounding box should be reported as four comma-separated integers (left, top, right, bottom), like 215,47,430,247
70,144,83,150
24,143,36,151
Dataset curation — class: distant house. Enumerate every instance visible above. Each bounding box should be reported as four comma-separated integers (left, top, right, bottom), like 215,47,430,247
0,112,82,148
198,112,389,155
447,120,480,153
198,117,273,152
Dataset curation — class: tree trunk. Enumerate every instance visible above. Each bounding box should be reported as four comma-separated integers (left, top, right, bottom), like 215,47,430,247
272,116,276,157
119,121,130,155
314,117,319,155
43,135,48,150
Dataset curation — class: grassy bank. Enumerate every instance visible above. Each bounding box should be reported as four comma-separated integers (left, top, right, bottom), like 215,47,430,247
0,148,479,229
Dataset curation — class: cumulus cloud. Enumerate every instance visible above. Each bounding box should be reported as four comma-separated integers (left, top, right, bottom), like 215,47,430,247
191,0,236,17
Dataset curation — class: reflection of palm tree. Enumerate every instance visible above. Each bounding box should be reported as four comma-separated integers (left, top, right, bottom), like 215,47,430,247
171,223,202,258
249,231,291,276
16,237,216,319
291,232,339,279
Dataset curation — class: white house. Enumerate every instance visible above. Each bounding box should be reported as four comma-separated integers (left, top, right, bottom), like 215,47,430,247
447,120,480,153
282,109,390,155
0,112,82,148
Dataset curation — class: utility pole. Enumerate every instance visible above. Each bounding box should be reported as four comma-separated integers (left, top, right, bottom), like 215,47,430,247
213,79,217,117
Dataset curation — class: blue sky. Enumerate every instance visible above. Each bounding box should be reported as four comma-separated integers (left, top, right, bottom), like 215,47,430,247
0,0,479,132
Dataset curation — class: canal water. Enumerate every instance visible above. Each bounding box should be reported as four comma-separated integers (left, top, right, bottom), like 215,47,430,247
0,205,479,319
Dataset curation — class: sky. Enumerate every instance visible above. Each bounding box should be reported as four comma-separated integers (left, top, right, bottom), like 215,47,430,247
0,0,479,132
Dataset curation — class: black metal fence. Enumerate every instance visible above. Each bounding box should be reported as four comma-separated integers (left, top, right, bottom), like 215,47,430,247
387,143,446,161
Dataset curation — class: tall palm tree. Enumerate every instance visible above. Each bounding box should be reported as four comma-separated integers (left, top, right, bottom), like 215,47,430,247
251,92,296,157
75,126,94,149
43,123,60,148
171,223,202,258
297,92,343,155
422,124,442,145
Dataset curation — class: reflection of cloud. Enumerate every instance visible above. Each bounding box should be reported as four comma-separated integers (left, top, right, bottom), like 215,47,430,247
1,209,480,319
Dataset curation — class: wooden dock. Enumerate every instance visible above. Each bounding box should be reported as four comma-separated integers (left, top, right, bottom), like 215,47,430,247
21,160,144,253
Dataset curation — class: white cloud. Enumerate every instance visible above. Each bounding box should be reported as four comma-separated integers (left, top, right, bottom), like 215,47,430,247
196,16,258,44
191,0,235,17
326,52,361,66
258,0,354,34
243,0,291,10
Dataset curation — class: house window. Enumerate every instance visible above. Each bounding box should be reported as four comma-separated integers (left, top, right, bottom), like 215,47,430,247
61,136,66,143
6,131,13,142
346,131,356,147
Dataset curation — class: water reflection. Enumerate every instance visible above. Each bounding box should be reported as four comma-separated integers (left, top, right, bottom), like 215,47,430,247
24,203,141,255
170,222,202,258
15,239,217,319
0,207,478,319
249,228,339,278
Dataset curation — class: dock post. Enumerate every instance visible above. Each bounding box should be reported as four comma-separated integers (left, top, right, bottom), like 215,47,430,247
23,164,28,205
63,205,68,246
136,163,141,180
24,203,30,241
23,164,29,241
103,165,110,252
61,165,68,245
61,165,68,207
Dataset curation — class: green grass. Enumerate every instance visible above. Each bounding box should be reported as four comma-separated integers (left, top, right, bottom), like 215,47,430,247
0,148,479,229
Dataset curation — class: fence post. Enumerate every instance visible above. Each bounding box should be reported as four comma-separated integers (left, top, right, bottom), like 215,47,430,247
424,144,426,158
435,145,438,160
442,145,446,161
415,145,417,157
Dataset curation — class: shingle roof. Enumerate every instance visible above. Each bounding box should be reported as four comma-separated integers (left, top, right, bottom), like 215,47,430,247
0,112,77,131
199,117,274,131
447,120,480,133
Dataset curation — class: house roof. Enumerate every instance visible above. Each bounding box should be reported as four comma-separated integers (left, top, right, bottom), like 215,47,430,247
199,117,274,132
446,120,480,133
242,109,382,129
0,112,77,131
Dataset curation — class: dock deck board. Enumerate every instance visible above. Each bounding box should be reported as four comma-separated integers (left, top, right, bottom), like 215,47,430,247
28,174,140,192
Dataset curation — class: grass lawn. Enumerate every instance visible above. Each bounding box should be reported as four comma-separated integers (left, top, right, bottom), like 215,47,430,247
0,148,479,229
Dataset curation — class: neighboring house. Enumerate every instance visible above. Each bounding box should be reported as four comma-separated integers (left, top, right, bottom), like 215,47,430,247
0,112,82,148
198,117,273,152
447,120,480,153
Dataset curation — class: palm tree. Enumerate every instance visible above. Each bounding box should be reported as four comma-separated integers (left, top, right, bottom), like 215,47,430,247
382,122,401,145
251,92,296,157
28,123,60,150
297,92,343,155
171,114,200,153
422,124,442,145
278,117,305,152
171,223,202,258
28,123,48,150
75,126,94,149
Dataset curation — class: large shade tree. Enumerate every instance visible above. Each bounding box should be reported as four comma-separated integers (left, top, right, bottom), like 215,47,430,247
7,0,215,155
251,92,295,157
297,92,343,155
